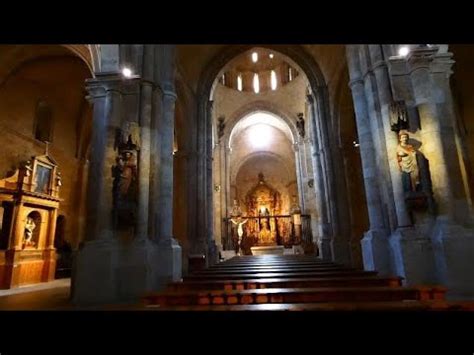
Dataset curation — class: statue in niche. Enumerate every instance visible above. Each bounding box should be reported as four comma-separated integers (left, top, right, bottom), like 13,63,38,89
217,116,225,142
390,101,409,133
296,113,305,138
112,133,138,228
24,216,36,247
397,130,420,193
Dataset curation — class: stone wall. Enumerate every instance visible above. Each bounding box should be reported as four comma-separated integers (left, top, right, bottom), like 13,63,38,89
0,55,92,248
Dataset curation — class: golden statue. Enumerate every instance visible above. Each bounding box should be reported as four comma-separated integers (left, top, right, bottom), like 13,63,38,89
258,219,276,245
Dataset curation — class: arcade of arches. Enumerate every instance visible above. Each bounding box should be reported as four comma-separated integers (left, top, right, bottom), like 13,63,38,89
0,44,473,307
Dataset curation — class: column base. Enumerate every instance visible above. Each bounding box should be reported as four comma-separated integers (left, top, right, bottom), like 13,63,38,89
389,227,438,286
115,238,157,300
71,239,120,305
331,238,352,266
152,237,182,290
317,236,332,261
207,240,219,267
361,229,391,276
431,218,474,299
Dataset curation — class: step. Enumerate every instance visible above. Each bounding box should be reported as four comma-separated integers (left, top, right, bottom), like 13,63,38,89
167,276,403,292
147,300,450,311
192,266,353,275
211,261,338,268
145,286,446,307
184,270,378,280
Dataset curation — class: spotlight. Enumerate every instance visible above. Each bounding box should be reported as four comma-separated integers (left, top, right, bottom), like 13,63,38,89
122,67,132,78
398,46,410,57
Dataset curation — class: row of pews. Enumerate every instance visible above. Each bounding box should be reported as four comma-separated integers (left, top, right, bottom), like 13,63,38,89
143,254,472,311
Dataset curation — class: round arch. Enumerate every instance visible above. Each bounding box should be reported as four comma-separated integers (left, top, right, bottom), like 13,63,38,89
223,102,299,149
195,44,349,263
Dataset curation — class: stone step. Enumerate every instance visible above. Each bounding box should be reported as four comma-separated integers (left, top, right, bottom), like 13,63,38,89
209,263,338,270
184,270,378,280
147,300,451,311
167,276,403,292
192,266,353,275
145,286,447,307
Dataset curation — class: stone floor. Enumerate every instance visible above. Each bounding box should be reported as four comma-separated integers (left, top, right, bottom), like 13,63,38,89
0,279,72,310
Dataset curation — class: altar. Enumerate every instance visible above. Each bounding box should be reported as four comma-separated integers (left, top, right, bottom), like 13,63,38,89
250,245,284,256
227,173,299,255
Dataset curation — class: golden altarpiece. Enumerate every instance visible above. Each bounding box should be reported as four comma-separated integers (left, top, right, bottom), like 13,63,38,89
0,154,61,288
231,173,295,254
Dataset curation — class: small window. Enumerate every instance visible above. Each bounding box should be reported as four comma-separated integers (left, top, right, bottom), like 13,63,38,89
34,100,53,143
237,74,243,91
288,67,293,82
253,73,260,94
271,70,277,91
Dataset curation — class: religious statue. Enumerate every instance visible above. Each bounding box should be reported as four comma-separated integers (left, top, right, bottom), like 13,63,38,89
396,130,420,193
24,216,36,247
56,171,62,187
258,219,275,245
229,199,247,254
112,135,138,228
296,113,305,138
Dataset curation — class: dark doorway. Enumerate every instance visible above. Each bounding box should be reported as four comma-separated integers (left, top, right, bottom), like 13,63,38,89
54,215,71,279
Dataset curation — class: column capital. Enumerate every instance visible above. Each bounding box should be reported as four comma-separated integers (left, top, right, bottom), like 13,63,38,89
406,47,439,73
85,72,141,101
430,52,455,77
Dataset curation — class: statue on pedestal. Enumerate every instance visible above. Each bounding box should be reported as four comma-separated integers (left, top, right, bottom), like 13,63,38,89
396,130,420,193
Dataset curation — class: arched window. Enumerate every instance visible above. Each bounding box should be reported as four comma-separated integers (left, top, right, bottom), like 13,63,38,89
237,74,243,91
253,73,260,94
288,67,293,82
271,70,277,91
34,100,53,142
252,52,258,63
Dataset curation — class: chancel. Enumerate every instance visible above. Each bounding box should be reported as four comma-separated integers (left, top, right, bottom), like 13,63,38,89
0,44,473,311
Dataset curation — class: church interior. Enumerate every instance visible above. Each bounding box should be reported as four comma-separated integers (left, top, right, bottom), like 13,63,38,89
0,44,474,311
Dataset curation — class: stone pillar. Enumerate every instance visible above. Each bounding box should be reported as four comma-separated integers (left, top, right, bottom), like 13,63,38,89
116,45,159,300
365,45,432,285
136,45,154,241
153,84,182,287
307,94,331,260
294,141,306,212
346,45,391,275
72,73,124,305
206,101,218,265
408,47,474,297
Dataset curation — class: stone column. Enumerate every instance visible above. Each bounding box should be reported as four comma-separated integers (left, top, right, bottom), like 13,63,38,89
72,73,124,305
154,84,182,286
363,45,430,284
369,46,412,228
136,45,154,241
406,48,456,219
206,101,218,265
405,47,474,297
346,45,391,275
307,94,331,260
294,141,306,212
